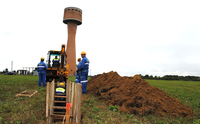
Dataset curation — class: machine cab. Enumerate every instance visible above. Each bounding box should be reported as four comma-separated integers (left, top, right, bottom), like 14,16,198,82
47,50,62,68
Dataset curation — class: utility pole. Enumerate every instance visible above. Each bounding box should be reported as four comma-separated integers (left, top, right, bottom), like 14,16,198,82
11,61,13,72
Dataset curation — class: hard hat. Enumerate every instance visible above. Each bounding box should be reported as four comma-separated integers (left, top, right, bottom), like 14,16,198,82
81,51,86,55
60,83,64,87
41,57,45,60
77,58,81,61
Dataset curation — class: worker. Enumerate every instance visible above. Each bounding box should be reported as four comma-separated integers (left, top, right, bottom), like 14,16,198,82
37,57,47,87
76,58,81,83
56,83,66,100
55,83,66,112
52,56,59,66
78,51,89,94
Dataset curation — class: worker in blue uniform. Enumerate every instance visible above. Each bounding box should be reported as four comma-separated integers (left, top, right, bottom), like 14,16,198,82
55,83,66,112
76,58,81,83
56,83,66,100
78,51,89,94
37,57,47,87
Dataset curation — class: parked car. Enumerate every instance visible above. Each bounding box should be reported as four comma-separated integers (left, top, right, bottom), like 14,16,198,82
4,72,16,75
32,70,39,76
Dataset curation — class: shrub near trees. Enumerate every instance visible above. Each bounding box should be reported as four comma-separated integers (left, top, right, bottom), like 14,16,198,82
140,74,200,81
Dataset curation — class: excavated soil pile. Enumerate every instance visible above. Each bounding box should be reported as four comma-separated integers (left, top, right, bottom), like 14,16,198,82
87,71,194,118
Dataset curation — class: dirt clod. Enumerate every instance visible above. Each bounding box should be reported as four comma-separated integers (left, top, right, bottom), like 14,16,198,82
87,71,194,118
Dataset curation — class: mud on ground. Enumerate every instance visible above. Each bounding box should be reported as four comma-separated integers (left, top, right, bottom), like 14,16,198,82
87,71,194,118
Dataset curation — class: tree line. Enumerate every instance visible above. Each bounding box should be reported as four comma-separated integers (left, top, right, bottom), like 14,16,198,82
140,74,200,81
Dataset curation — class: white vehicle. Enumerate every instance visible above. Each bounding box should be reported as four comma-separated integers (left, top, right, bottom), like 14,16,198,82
32,70,39,76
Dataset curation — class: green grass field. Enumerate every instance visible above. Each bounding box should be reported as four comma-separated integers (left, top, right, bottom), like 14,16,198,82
146,79,200,124
146,80,200,115
0,75,200,124
0,75,46,124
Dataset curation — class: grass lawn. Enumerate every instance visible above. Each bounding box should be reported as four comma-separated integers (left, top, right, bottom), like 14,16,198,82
146,80,200,115
146,79,200,124
0,75,199,124
0,75,46,124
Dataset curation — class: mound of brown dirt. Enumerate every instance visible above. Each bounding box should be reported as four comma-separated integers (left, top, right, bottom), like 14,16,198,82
87,71,194,118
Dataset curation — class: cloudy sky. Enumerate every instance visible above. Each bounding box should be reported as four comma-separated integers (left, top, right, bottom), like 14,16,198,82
0,0,199,76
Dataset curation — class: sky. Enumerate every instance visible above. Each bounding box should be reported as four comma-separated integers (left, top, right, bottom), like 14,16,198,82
0,0,200,77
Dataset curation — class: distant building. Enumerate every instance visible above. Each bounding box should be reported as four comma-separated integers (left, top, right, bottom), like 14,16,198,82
17,70,28,75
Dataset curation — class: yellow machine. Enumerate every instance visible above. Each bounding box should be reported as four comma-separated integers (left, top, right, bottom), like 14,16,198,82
46,44,69,82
